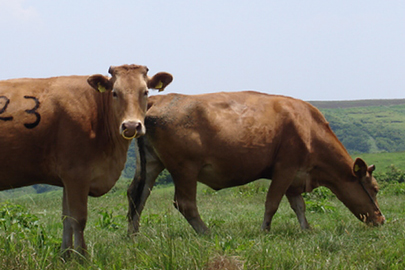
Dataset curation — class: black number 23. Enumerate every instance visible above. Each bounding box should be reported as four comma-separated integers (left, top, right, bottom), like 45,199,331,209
0,95,41,129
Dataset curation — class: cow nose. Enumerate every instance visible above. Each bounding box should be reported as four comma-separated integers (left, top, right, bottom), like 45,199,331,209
376,212,385,225
121,120,144,139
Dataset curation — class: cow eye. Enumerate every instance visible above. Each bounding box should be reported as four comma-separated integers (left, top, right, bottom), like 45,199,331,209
112,90,118,98
144,90,149,96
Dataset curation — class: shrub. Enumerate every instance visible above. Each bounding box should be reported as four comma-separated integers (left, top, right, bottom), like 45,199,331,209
0,202,60,250
380,183,405,196
305,200,336,213
155,169,173,185
303,187,335,200
95,210,123,231
235,181,268,197
0,202,39,231
303,187,336,213
375,165,405,183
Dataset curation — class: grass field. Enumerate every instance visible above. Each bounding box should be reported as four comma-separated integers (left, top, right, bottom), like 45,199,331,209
355,151,405,171
1,177,405,269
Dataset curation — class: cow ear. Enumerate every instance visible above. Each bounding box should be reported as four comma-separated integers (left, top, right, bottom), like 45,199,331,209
87,74,113,93
353,158,368,179
147,72,173,92
368,164,376,175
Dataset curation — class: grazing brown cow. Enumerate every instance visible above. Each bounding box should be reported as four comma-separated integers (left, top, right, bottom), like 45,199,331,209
0,64,173,255
127,91,385,235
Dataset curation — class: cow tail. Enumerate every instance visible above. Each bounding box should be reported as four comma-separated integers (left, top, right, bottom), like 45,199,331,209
127,136,147,224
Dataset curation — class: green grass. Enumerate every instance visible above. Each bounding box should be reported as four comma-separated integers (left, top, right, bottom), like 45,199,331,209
1,179,405,269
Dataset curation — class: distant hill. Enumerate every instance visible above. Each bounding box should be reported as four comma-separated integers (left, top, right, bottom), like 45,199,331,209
309,100,405,154
309,99,405,109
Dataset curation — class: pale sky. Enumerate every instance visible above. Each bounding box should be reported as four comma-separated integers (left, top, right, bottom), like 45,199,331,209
1,1,404,101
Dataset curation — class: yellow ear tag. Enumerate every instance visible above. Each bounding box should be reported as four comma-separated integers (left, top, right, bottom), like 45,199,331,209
354,164,360,172
155,81,164,91
97,83,107,93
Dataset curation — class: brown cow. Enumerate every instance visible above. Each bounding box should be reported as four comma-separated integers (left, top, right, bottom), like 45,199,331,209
127,91,385,235
0,64,173,255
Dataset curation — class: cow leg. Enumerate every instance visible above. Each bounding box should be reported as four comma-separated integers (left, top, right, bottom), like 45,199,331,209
61,181,89,256
261,182,288,231
127,159,164,235
261,167,297,231
173,177,208,234
127,137,165,235
286,192,310,230
61,188,73,254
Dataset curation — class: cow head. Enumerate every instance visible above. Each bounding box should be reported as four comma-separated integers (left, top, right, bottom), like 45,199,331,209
334,158,385,226
87,64,173,139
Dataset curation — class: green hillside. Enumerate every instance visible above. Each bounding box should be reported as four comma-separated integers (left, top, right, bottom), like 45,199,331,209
316,103,405,154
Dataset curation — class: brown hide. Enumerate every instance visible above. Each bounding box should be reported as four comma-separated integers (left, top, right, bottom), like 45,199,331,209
128,91,384,235
0,64,173,255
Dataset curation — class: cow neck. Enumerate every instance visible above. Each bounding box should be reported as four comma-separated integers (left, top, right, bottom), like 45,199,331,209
95,92,130,155
310,132,355,189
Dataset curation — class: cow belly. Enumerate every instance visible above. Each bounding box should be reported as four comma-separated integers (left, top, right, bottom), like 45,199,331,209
88,175,120,197
197,163,263,190
0,169,61,190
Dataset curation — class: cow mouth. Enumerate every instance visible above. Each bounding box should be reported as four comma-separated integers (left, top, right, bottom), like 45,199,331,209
373,211,385,225
359,211,385,226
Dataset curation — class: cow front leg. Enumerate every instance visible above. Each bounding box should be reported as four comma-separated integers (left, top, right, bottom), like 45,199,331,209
61,181,89,256
286,192,310,230
261,183,287,231
61,188,73,255
173,179,208,234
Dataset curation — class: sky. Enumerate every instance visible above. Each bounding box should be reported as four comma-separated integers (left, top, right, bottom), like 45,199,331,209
1,0,404,101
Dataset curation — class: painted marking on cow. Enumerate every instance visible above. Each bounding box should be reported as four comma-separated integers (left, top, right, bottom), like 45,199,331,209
0,96,13,121
23,96,41,129
0,95,41,129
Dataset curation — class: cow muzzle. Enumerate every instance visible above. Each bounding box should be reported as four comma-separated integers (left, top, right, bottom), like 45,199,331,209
372,211,385,226
361,211,385,226
121,120,145,140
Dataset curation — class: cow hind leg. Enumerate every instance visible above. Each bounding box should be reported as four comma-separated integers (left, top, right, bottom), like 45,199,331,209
286,192,310,230
127,137,165,235
173,177,208,234
127,159,164,235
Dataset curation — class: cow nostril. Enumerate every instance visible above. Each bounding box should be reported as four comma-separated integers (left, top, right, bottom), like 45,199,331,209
135,122,142,132
122,122,128,131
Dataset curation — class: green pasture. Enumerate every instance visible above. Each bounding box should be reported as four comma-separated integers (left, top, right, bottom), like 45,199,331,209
1,176,405,269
